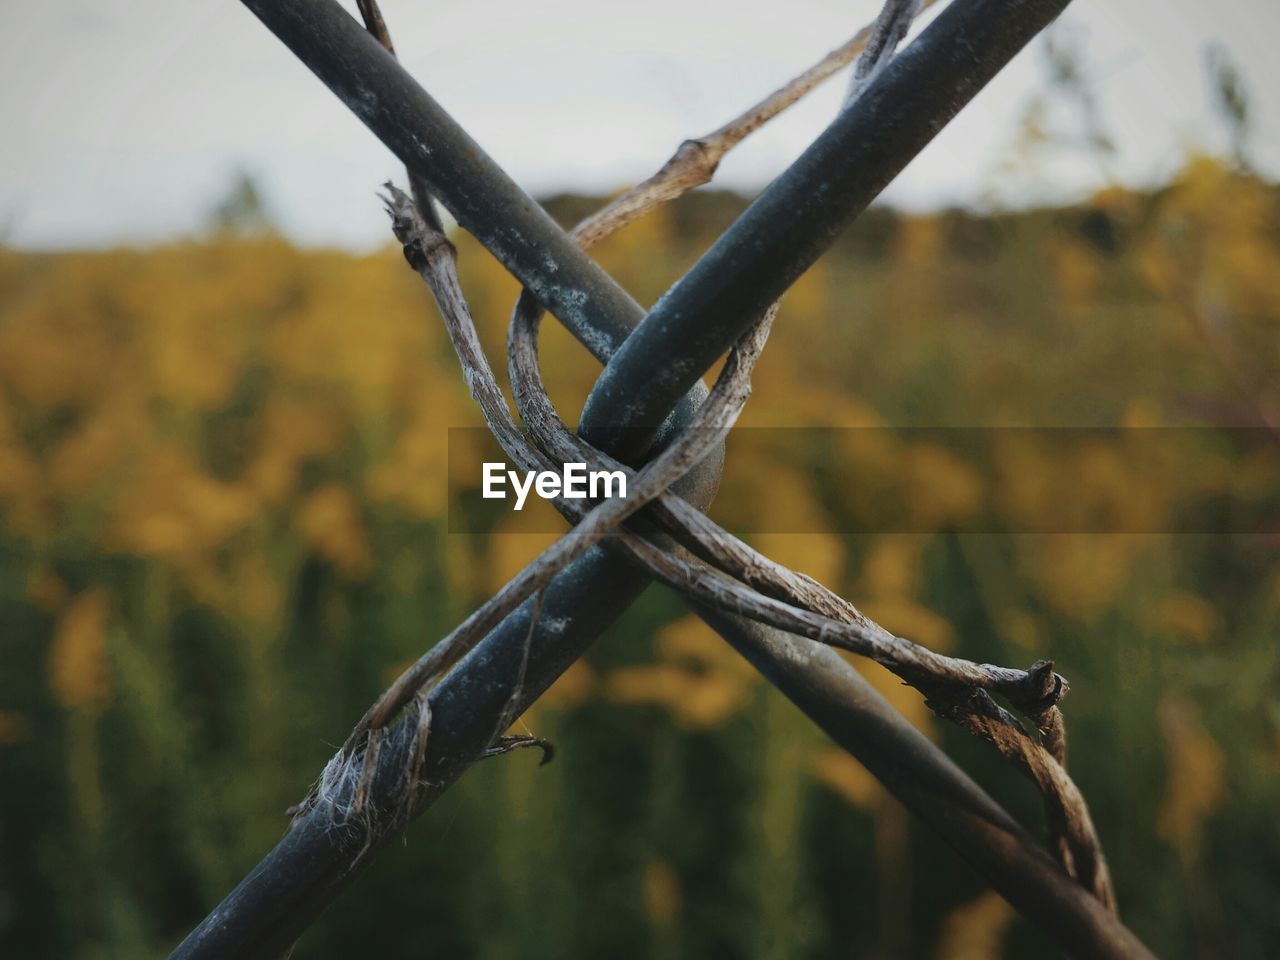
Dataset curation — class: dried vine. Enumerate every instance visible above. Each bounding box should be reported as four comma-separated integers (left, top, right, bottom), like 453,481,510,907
170,0,1160,955
309,5,1106,914
570,0,940,247
311,0,1110,915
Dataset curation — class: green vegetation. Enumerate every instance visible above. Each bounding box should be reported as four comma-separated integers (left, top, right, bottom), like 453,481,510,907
0,157,1277,958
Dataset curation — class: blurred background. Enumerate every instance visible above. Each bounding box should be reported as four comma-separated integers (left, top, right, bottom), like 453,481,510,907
1,1,1278,958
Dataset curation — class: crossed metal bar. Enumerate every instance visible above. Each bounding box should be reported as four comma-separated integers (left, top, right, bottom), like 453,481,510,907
171,1,1156,957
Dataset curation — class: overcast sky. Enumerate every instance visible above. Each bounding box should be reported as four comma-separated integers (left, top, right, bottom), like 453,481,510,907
2,0,1277,250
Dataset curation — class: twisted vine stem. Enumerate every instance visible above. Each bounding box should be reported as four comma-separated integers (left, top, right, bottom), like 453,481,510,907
313,0,1114,914
172,0,1159,955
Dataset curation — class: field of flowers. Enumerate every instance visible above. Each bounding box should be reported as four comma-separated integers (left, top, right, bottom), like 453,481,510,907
1,157,1276,958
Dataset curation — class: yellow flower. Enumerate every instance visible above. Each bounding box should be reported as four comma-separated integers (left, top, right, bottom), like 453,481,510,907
902,443,984,530
1146,592,1220,645
295,484,374,580
49,589,113,712
643,860,682,929
860,536,923,599
604,615,759,729
1157,694,1227,860
810,748,881,810
933,890,1014,960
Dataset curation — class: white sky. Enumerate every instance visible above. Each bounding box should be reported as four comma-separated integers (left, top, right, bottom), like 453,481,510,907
2,0,1277,250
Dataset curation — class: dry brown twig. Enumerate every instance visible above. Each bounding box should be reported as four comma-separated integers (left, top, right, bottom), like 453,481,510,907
924,684,1117,910
844,0,924,108
333,0,928,764
317,0,1114,913
504,227,1113,908
289,166,777,828
325,184,774,766
355,0,394,52
499,0,1112,904
371,188,1110,905
570,0,940,248
507,286,1112,904
379,187,1055,707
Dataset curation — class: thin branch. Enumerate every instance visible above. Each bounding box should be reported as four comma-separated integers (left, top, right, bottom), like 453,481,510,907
483,735,556,765
372,187,1068,721
178,2,1153,956
379,181,1111,909
353,0,444,231
843,0,924,109
507,293,1116,907
242,0,647,360
365,0,1112,911
571,0,939,248
489,586,546,754
354,0,394,53
375,184,1061,711
322,185,772,769
924,685,1116,911
509,0,1114,912
1154,271,1280,441
579,0,1076,463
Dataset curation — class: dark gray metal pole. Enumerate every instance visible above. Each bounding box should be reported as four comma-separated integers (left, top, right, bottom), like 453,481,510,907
580,0,1073,462
238,0,641,359
696,609,1153,959
169,546,650,959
